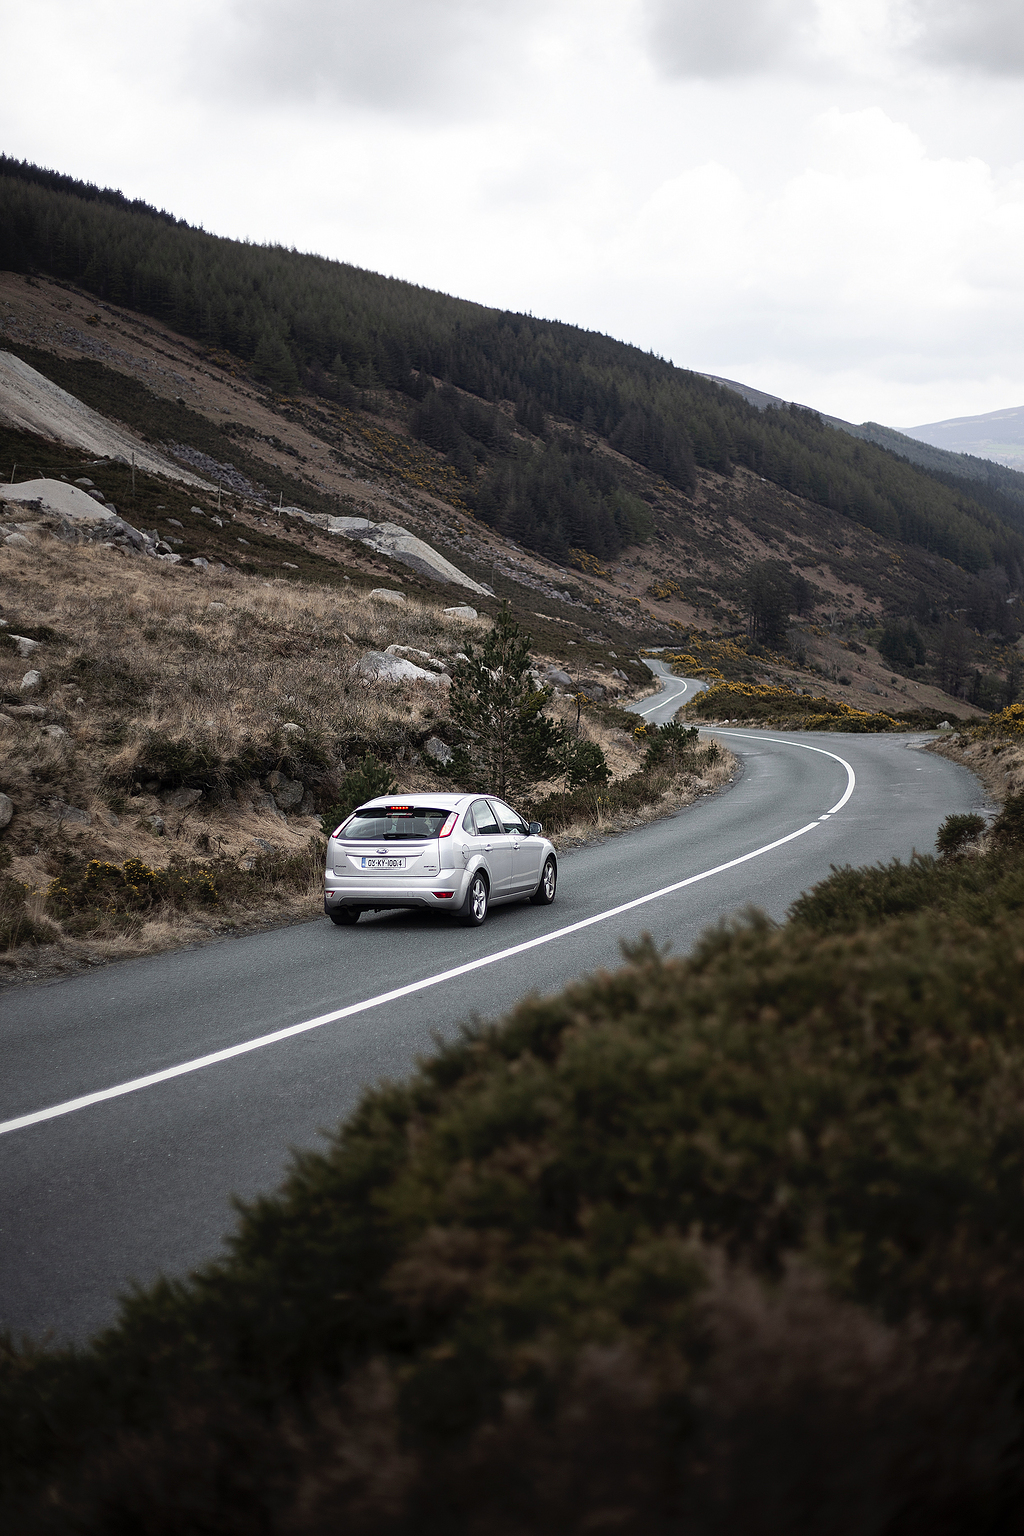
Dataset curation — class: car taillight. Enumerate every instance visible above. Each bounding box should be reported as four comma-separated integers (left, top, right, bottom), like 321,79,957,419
438,813,458,838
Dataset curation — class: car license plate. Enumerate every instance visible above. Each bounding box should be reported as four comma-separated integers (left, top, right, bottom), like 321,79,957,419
361,856,406,870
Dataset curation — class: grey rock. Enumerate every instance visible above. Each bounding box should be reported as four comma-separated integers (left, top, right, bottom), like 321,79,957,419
267,771,303,810
282,561,298,569
253,790,284,818
86,488,106,503
443,605,478,619
545,667,573,687
299,791,317,816
938,720,951,729
4,532,32,549
369,588,405,604
9,703,46,718
107,812,121,827
165,786,203,810
146,814,166,835
207,601,226,611
352,650,452,687
425,735,453,765
41,725,68,741
190,557,210,569
190,507,206,517
52,800,91,826
156,551,182,564
11,634,41,657
166,518,183,527
211,516,224,527
20,669,42,691
237,537,250,546
0,792,13,828
386,643,444,671
281,722,302,735
252,838,277,853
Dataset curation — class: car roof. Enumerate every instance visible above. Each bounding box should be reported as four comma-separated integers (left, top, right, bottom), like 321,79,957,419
354,792,473,809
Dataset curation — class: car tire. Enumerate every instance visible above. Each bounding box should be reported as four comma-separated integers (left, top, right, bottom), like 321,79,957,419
529,857,557,906
459,871,489,926
328,907,361,926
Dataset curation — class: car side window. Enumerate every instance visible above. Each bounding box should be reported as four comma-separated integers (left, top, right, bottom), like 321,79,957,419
491,800,526,835
469,799,501,836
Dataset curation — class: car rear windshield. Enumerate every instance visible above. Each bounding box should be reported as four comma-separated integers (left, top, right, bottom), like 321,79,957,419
340,806,454,840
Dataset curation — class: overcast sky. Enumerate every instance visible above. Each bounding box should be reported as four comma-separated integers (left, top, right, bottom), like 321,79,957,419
4,0,1024,428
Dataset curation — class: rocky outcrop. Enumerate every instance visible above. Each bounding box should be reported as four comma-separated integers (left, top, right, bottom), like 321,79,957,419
324,515,491,595
352,651,452,687
0,352,212,487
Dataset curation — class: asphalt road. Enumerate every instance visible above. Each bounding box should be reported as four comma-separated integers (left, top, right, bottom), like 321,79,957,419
0,669,988,1342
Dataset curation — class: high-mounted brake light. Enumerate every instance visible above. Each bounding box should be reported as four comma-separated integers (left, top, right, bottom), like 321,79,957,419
387,804,413,814
438,813,459,838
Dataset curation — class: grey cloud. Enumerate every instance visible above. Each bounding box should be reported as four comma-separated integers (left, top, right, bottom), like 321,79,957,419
904,1,1024,76
643,0,818,78
203,0,540,114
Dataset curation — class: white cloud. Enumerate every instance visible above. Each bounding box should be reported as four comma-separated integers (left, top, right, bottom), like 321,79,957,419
3,0,1024,426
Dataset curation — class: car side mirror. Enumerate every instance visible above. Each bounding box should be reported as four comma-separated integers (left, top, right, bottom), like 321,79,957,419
529,822,543,836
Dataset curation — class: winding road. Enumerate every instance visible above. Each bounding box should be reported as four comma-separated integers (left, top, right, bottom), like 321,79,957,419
0,666,988,1342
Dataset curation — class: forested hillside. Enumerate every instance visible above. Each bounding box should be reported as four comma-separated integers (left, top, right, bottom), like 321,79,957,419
3,154,1024,582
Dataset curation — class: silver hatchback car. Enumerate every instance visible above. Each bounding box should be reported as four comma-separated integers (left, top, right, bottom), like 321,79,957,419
324,792,557,926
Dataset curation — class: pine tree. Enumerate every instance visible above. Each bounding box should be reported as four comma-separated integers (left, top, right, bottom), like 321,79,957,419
441,606,560,801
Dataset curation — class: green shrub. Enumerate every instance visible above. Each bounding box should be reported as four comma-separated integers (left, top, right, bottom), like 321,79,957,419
991,791,1024,848
45,857,219,926
936,811,986,858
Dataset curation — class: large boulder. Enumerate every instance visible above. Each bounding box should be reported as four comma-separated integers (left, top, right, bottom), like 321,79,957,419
165,786,203,811
353,651,452,687
11,635,41,658
266,770,303,811
443,605,478,619
369,588,406,605
20,669,42,691
424,736,453,766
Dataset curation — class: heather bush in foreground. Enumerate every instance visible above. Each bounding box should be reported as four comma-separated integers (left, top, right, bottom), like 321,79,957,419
6,838,1024,1529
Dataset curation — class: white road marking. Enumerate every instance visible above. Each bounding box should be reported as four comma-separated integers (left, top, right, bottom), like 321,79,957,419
0,739,856,1138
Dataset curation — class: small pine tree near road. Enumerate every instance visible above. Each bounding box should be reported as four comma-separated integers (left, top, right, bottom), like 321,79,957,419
442,605,560,801
320,754,396,836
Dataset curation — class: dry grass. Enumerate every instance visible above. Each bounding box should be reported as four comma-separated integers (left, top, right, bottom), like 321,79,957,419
926,733,1024,807
0,537,736,978
0,536,490,974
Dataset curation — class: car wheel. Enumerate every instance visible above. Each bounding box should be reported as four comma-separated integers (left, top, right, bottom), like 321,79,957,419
328,907,361,926
459,871,489,926
530,856,557,906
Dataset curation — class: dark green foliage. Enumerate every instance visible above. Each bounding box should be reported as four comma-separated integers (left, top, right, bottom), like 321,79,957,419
936,812,986,858
45,857,218,930
10,859,1024,1525
554,730,611,792
878,622,926,671
640,720,700,771
441,606,560,800
991,791,1024,848
739,560,812,646
320,755,396,835
4,156,1024,581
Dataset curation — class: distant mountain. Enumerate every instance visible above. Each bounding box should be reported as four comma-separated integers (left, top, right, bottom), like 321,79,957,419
902,405,1024,470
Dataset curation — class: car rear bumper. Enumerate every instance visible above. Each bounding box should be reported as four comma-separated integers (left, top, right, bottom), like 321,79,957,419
324,869,468,912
